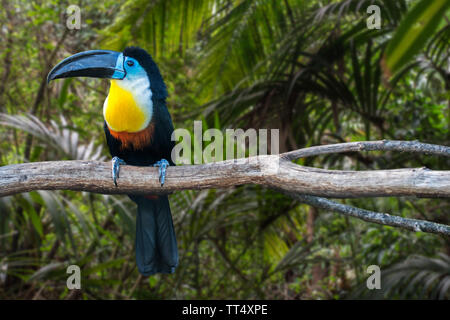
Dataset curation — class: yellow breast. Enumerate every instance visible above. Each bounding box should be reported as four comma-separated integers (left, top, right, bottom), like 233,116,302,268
104,80,149,133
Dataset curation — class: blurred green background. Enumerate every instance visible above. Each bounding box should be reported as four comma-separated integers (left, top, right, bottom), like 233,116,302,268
0,0,449,299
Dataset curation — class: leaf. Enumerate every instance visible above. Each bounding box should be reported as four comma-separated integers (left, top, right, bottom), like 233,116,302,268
382,0,450,78
83,258,125,275
28,207,43,238
27,262,66,282
58,78,72,109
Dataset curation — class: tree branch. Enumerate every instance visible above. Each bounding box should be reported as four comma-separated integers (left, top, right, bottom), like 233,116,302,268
0,140,449,236
0,157,448,198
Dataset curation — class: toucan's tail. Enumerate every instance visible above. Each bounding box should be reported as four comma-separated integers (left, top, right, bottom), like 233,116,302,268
133,195,178,276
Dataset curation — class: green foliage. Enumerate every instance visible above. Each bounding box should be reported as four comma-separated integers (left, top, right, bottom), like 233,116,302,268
100,0,219,57
383,0,450,77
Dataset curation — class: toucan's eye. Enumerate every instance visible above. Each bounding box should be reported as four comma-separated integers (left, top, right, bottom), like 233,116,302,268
127,60,134,67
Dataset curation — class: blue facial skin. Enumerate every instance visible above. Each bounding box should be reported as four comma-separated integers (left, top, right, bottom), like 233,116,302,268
118,55,153,106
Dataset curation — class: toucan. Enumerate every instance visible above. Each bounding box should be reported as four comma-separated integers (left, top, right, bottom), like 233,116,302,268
47,47,178,276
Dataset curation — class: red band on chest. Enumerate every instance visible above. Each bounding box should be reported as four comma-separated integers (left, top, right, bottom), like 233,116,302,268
144,195,159,200
108,123,154,150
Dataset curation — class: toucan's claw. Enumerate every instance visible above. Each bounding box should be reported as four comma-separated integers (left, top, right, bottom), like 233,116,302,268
112,156,126,187
153,159,169,186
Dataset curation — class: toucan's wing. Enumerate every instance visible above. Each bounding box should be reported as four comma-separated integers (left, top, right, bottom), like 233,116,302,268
153,100,176,166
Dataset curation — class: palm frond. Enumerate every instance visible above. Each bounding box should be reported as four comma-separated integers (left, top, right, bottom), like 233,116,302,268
314,0,407,25
101,0,221,57
0,113,105,161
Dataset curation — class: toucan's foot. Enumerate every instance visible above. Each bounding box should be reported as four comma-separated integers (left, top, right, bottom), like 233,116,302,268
153,159,169,186
111,156,126,187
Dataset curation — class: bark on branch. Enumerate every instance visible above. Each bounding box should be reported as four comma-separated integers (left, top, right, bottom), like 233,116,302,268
282,140,450,160
0,140,449,236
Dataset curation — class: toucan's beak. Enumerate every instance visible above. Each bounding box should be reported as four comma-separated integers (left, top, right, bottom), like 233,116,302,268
47,50,126,84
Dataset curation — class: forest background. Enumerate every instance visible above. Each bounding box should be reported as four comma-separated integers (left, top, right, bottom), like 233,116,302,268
0,0,449,299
